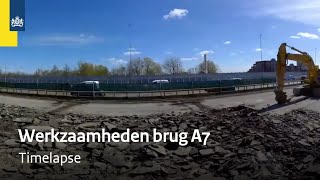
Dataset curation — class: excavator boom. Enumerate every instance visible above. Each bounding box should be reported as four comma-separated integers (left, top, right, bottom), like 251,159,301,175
275,43,319,104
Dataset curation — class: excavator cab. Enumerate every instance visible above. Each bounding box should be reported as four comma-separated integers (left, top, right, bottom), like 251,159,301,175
274,43,320,104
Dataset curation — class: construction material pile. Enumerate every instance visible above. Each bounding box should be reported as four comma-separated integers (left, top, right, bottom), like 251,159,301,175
0,104,320,180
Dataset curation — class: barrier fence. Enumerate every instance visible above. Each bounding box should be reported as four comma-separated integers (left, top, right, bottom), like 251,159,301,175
0,72,306,84
0,80,302,99
0,78,279,91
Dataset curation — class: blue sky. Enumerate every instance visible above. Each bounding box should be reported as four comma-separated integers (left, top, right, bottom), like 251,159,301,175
1,0,320,73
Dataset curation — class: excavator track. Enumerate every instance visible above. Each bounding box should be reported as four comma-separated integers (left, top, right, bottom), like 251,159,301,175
293,86,312,97
313,88,320,98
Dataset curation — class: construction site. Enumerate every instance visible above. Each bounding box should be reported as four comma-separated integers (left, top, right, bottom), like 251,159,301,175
1,0,320,179
0,23,320,179
0,43,320,179
0,83,320,180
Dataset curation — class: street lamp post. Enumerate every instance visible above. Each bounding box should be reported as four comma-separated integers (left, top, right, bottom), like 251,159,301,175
128,23,133,62
260,34,263,62
260,34,263,86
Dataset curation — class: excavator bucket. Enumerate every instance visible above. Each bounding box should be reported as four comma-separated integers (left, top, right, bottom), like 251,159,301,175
274,90,288,104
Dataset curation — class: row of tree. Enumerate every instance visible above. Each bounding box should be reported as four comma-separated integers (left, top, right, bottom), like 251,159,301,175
0,57,219,77
34,62,109,77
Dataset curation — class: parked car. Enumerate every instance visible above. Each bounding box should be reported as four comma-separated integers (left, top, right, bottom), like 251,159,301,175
151,80,169,84
70,81,104,97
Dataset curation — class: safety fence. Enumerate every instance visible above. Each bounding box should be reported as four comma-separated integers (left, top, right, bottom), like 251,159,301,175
0,78,280,91
0,72,306,84
0,80,302,99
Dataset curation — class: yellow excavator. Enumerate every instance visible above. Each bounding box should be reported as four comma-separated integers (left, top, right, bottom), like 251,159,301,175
274,43,320,104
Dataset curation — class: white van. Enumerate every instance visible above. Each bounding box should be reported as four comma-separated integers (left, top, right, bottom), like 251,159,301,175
81,81,99,85
71,81,103,97
152,80,169,84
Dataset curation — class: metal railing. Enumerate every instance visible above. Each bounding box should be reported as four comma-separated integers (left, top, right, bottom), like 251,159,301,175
0,80,302,99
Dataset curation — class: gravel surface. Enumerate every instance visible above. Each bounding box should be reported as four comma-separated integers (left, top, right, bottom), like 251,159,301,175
2,86,319,116
0,104,320,180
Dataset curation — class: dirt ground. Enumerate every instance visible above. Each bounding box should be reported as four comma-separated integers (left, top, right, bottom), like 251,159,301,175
0,103,320,180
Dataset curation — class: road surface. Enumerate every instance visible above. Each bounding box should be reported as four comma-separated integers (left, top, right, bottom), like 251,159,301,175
0,87,319,116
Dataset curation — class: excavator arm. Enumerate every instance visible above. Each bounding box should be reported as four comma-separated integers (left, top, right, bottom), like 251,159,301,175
275,43,319,104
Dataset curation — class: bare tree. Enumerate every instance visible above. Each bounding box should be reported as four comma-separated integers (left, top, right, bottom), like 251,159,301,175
162,57,183,74
127,58,145,76
34,69,43,77
62,64,72,77
50,65,61,76
187,67,199,74
111,66,127,76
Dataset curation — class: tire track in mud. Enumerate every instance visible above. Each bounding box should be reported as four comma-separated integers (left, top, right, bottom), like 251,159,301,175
167,98,212,111
47,100,90,114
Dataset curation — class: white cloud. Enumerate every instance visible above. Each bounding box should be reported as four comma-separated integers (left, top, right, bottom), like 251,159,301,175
318,28,320,33
193,48,199,51
128,48,137,51
163,9,188,20
252,0,320,26
107,57,116,61
181,57,199,61
36,34,104,46
114,59,128,65
123,48,142,56
199,50,214,56
165,51,173,55
124,51,141,56
290,35,301,39
297,32,319,39
107,58,128,65
255,48,262,52
224,41,231,45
